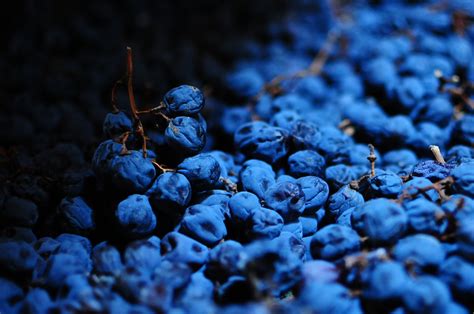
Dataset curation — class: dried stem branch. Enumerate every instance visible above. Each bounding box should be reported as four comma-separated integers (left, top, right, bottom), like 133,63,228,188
125,47,148,158
367,144,376,177
248,28,340,112
398,177,454,202
429,145,446,164
151,160,175,173
136,102,166,115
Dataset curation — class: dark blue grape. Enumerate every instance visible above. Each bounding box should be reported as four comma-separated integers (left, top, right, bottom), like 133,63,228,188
165,116,206,155
163,85,204,116
146,172,192,214
453,115,474,146
0,240,38,274
403,198,448,235
456,216,474,261
368,170,403,198
0,278,23,313
410,96,453,127
402,276,452,314
412,160,454,182
247,207,284,240
177,154,222,190
115,194,156,238
439,256,474,305
205,240,243,282
42,253,88,289
362,261,409,302
57,196,95,234
197,190,232,220
226,67,264,98
234,121,289,164
300,260,339,284
34,237,60,259
447,145,474,165
92,241,123,276
400,177,439,202
21,288,53,314
290,119,322,151
220,107,252,136
394,76,425,110
229,191,261,224
352,198,407,244
392,234,445,273
264,181,305,221
239,159,275,199
298,282,362,314
310,225,360,261
327,185,364,218
299,215,318,237
325,164,357,191
288,150,325,178
161,232,209,269
124,238,161,274
103,111,133,138
451,162,474,198
296,176,329,214
109,151,156,194
270,110,301,131
91,139,123,181
271,94,312,115
179,204,227,246
281,220,303,239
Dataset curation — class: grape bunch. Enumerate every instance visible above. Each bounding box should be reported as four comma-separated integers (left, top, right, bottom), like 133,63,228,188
1,1,474,313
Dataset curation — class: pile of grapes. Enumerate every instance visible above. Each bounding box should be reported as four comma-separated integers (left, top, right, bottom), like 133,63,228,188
1,1,474,313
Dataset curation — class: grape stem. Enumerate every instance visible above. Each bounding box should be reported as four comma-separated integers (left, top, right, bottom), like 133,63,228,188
125,47,148,158
247,28,340,115
367,144,376,177
436,70,474,111
219,177,238,193
110,79,122,113
397,176,453,202
116,131,131,155
136,102,166,115
151,160,175,173
429,145,445,164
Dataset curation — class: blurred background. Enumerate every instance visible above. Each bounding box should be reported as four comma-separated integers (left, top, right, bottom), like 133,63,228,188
1,0,323,150
0,0,331,231
2,0,472,235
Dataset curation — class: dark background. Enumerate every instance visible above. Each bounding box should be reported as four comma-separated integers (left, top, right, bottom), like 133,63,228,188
0,0,308,234
1,0,292,150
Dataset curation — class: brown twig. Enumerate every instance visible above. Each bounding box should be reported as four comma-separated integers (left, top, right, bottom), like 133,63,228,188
452,11,470,36
136,102,166,115
434,69,459,88
125,47,148,158
115,131,131,155
397,177,454,202
220,177,238,193
156,111,171,122
151,160,175,173
111,78,124,113
446,87,474,111
247,28,340,113
436,70,474,111
429,145,446,164
342,248,388,270
338,119,352,129
339,119,355,136
367,144,376,178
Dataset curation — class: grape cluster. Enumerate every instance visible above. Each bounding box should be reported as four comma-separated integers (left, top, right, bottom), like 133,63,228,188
2,0,474,313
